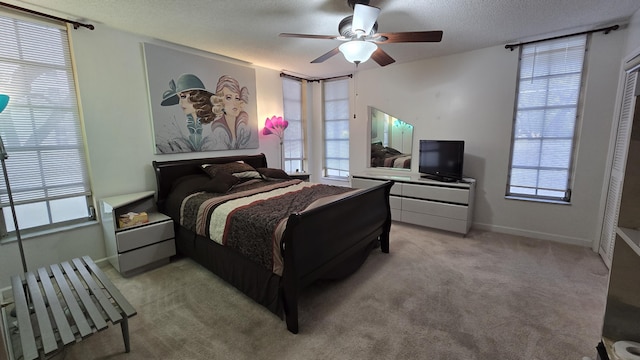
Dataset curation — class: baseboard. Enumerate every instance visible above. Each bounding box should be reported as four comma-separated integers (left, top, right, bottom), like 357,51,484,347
473,222,594,248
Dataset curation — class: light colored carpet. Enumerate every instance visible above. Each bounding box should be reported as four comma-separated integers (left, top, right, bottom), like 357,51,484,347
4,222,609,359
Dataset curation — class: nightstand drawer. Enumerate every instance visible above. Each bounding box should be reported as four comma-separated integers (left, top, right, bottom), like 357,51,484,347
118,238,176,274
116,220,174,252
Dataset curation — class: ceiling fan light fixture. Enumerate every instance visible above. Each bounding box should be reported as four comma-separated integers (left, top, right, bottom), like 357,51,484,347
339,40,377,64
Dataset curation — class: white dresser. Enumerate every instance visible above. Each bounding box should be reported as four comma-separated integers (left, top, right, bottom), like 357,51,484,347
351,173,475,235
100,191,175,276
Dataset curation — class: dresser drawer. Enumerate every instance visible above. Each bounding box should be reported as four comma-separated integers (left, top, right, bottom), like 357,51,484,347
401,211,468,234
352,177,402,196
402,198,468,220
351,173,475,235
116,220,174,252
390,195,401,210
402,183,469,204
391,208,401,221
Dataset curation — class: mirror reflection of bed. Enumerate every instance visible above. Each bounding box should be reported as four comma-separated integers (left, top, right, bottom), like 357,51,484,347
369,107,414,170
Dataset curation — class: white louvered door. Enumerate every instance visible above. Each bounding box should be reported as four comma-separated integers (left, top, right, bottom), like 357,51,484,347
599,69,638,267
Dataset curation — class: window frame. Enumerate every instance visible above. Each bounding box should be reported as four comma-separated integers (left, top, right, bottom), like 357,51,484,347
0,12,93,238
322,77,351,179
506,34,589,203
281,76,306,173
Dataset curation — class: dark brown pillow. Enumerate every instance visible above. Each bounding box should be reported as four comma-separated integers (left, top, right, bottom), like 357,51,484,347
171,173,239,196
201,161,263,180
256,167,291,180
385,146,402,155
170,175,210,197
202,171,240,193
201,171,239,193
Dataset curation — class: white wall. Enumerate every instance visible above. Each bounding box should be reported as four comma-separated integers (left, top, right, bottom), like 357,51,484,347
0,25,284,288
71,26,284,200
624,8,640,57
351,29,627,247
1,13,637,288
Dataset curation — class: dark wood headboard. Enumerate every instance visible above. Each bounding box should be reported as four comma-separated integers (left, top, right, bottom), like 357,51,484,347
151,153,268,212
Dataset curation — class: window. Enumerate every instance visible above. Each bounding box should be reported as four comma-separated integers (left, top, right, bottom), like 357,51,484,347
323,78,350,178
0,13,92,236
507,34,588,202
282,77,305,173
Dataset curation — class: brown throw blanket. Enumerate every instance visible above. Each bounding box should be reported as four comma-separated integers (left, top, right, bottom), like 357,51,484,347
179,180,355,274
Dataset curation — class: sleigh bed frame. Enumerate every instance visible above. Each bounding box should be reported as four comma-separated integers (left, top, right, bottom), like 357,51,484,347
152,153,392,333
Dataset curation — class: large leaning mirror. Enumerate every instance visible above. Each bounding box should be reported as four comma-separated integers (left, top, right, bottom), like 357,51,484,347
369,107,414,171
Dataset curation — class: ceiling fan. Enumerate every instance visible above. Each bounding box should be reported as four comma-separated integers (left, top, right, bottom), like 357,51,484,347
279,0,443,67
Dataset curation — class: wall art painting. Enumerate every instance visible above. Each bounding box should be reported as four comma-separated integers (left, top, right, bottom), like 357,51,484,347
143,43,259,154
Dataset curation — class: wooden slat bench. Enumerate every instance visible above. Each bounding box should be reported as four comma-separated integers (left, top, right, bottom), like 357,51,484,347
4,256,136,360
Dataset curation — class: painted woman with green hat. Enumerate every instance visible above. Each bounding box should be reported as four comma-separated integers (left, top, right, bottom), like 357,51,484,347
159,73,215,152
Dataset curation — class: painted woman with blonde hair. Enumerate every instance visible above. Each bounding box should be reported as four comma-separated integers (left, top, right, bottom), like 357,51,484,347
210,75,252,149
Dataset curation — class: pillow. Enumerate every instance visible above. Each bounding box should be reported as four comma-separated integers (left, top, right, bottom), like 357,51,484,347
371,148,386,159
201,171,239,193
201,161,263,180
385,146,402,155
169,174,212,197
171,173,238,196
371,143,385,152
256,167,291,180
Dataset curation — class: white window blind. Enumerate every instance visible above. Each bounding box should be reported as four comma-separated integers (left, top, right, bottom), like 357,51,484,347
507,34,587,202
323,78,350,178
282,77,305,173
0,13,92,234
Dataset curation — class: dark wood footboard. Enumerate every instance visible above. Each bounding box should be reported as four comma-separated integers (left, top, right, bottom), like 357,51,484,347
280,180,393,333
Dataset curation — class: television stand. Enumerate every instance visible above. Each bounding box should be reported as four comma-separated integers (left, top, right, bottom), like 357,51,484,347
351,173,476,235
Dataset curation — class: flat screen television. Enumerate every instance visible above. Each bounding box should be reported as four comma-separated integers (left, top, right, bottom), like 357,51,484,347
418,140,465,182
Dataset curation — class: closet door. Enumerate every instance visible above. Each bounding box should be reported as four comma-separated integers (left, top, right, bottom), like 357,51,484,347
599,69,638,267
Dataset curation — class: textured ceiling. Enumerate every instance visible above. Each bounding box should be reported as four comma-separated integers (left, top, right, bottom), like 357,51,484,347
4,0,640,78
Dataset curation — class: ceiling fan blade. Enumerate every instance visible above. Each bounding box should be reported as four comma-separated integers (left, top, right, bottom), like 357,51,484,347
352,4,380,36
375,31,443,43
371,47,395,67
279,33,338,40
311,47,341,63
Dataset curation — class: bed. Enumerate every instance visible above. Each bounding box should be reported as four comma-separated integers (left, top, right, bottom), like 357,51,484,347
371,142,411,169
151,153,393,333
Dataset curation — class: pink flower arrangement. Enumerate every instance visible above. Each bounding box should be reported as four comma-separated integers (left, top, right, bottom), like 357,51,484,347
262,115,288,141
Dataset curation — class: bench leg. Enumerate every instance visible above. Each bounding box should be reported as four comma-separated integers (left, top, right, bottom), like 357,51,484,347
120,317,131,353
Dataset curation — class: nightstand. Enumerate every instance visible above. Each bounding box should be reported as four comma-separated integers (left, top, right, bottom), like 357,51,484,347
288,172,310,181
100,191,175,277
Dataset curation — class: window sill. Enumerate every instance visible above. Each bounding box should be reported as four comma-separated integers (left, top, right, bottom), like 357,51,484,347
0,220,99,245
505,195,570,205
322,176,350,182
